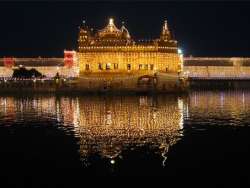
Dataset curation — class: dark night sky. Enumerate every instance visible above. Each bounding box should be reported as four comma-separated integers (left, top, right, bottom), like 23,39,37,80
0,2,250,57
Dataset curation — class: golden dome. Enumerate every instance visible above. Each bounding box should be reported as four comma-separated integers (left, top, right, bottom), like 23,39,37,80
98,18,122,38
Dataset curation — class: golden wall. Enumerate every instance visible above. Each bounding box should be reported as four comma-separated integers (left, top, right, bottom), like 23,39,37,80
78,49,181,75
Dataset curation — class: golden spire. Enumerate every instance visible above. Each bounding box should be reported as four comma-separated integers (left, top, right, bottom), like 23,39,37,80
107,18,119,33
163,20,168,32
161,20,171,41
109,18,114,25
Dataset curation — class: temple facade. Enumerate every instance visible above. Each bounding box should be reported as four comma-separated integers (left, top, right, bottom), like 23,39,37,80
77,18,182,76
0,18,186,92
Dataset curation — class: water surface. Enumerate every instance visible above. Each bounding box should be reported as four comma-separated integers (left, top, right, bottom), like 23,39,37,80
0,91,250,184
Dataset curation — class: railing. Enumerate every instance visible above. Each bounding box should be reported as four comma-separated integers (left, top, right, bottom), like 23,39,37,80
0,77,77,82
188,76,250,80
184,57,250,61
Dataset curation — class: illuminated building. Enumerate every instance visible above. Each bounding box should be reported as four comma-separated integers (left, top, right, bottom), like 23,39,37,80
184,57,250,79
0,51,79,78
2,18,250,91
77,18,182,75
0,18,186,92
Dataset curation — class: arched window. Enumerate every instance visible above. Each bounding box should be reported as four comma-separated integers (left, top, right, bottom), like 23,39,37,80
127,64,131,70
85,64,90,70
114,63,118,70
98,63,103,70
106,63,111,70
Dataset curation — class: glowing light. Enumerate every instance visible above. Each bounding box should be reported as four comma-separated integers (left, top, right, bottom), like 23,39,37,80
178,48,183,54
110,159,115,164
0,20,182,79
164,20,168,30
109,18,114,25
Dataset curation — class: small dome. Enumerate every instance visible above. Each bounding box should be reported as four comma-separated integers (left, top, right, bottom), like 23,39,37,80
121,25,131,39
98,18,122,38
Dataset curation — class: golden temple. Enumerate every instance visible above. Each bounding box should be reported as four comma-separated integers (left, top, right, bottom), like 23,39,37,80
77,18,182,75
0,18,187,92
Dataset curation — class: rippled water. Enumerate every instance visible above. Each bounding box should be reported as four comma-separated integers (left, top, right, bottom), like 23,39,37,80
1,91,250,183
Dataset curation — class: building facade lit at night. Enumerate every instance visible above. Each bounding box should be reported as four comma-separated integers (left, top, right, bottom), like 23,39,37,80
2,18,250,92
77,18,182,76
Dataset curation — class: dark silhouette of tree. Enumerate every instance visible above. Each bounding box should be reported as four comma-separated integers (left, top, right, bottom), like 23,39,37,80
12,67,44,78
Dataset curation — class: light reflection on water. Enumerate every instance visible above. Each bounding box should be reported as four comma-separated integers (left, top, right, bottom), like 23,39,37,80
1,90,250,175
0,95,184,167
187,90,250,127
75,95,184,167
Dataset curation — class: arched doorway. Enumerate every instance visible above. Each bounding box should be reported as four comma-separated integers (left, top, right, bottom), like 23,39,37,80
137,75,157,89
106,63,111,70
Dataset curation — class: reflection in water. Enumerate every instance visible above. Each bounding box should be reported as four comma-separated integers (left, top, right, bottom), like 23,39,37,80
1,90,250,167
187,90,250,127
1,90,250,177
0,95,184,167
1,90,250,179
75,95,184,167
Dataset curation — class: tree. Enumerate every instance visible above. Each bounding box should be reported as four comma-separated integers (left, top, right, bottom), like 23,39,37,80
12,67,44,78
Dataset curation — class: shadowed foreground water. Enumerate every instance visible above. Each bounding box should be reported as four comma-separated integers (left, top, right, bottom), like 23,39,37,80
0,91,250,184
